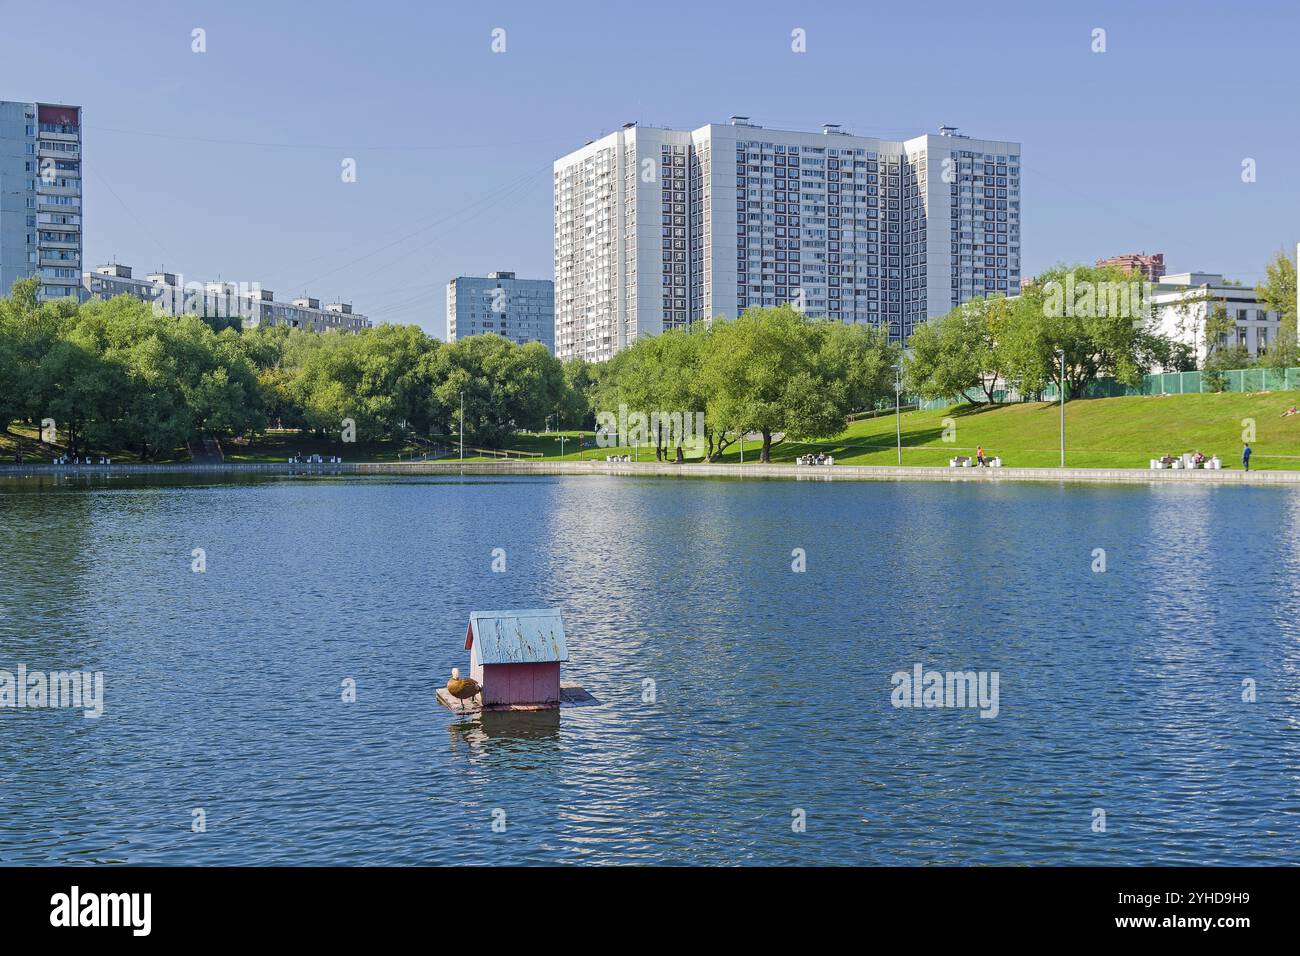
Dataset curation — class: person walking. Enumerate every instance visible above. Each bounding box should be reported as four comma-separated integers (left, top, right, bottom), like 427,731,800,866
1242,442,1252,472
976,445,985,467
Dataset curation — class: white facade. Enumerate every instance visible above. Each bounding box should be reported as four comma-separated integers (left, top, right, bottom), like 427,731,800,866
553,119,1021,362
1150,272,1284,367
0,101,83,302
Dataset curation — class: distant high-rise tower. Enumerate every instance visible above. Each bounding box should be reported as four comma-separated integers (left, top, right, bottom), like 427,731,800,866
553,119,1022,361
1096,252,1165,282
446,271,554,350
0,101,82,301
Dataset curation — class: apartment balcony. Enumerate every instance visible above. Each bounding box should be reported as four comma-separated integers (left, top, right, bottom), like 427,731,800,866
37,129,79,143
39,256,80,268
37,202,81,214
37,143,79,159
37,238,79,250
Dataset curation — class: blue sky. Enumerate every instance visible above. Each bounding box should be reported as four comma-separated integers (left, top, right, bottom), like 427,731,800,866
3,0,1297,335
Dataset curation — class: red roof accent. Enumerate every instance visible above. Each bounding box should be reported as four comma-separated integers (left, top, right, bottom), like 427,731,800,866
38,105,79,126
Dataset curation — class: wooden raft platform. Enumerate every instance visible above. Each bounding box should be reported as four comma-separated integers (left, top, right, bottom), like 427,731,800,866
436,684,597,713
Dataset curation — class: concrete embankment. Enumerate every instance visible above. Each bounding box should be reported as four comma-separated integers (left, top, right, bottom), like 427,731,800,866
2,459,1298,485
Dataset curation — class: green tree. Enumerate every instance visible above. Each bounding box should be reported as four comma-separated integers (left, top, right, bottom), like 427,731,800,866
816,320,900,413
186,325,266,440
63,296,268,459
700,306,862,462
556,358,599,432
35,324,117,458
679,322,738,462
995,295,1053,398
1201,303,1251,392
593,333,668,457
1,278,71,441
350,323,438,437
652,329,710,462
0,287,25,437
431,334,564,448
1256,249,1298,369
1027,263,1157,398
903,297,1007,405
290,324,437,442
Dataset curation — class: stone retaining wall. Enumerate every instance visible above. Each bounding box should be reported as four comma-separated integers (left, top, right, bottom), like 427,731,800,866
2,460,1297,485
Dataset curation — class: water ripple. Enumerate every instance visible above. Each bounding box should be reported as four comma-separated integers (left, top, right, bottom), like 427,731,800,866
1,474,1297,864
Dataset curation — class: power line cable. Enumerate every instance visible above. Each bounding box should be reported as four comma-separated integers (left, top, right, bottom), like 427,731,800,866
85,124,572,153
280,163,553,294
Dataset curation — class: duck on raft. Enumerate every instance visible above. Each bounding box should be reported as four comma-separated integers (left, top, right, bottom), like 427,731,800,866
445,668,482,710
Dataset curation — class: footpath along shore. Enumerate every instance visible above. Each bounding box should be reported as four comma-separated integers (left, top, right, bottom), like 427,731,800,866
2,459,1298,485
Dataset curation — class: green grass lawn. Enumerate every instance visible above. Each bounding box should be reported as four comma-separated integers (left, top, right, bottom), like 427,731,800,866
0,424,186,463
6,390,1299,469
523,390,1300,470
760,391,1300,469
222,431,423,463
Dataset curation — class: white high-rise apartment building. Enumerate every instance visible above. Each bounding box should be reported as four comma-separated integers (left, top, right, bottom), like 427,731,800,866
1,101,83,302
553,118,1021,362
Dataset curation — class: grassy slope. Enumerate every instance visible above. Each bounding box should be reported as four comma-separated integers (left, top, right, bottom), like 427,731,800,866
523,390,1300,470
221,432,423,463
5,390,1299,469
734,391,1300,469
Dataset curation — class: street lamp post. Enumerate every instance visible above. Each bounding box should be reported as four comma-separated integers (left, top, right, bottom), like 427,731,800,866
459,390,464,462
893,363,902,465
1057,349,1066,467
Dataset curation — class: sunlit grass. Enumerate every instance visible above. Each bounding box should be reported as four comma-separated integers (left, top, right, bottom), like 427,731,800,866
6,390,1299,469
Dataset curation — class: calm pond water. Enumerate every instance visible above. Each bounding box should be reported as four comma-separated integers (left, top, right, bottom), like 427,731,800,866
1,473,1298,865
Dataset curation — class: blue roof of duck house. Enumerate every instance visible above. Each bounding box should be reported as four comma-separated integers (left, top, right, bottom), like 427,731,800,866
466,609,569,665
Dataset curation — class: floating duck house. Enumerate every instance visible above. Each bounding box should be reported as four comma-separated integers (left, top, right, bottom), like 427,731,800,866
465,609,569,708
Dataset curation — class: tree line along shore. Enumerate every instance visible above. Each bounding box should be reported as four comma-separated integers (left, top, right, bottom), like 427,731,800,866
1,256,1296,467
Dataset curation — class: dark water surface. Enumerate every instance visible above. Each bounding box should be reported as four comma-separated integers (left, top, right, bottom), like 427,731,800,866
1,473,1298,865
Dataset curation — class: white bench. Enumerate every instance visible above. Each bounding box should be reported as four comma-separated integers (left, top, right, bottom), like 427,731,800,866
1152,455,1220,470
